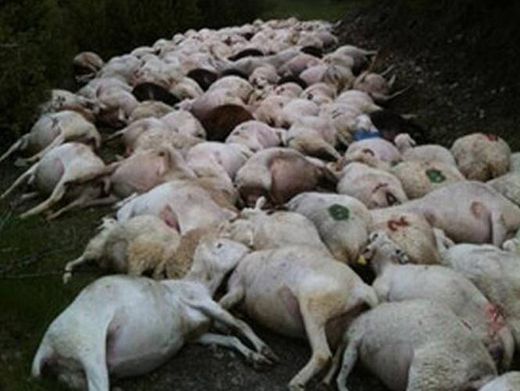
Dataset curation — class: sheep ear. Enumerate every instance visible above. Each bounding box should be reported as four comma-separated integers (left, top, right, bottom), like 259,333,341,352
254,196,267,210
217,221,232,237
160,205,179,231
246,230,254,247
433,228,454,251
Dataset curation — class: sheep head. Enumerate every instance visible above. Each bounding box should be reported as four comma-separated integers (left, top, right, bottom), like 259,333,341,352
186,236,251,295
361,231,409,273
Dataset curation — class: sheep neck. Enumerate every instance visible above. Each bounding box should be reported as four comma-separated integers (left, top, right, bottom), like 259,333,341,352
183,269,224,297
372,257,392,276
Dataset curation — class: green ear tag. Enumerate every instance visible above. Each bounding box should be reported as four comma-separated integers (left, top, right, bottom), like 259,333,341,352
328,204,350,221
426,169,446,184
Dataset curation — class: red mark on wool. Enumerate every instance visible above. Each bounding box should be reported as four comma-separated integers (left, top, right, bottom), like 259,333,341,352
484,133,498,141
486,304,506,336
387,217,410,231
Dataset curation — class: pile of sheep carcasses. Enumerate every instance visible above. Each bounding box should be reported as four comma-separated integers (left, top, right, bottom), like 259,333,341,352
4,16,520,391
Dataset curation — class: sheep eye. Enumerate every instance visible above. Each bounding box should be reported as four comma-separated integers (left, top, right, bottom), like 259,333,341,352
216,242,223,249
396,250,408,264
386,192,398,206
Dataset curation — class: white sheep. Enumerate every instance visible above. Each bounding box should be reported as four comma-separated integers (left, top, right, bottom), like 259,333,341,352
391,160,465,199
488,172,520,207
224,197,330,253
365,231,515,370
219,245,378,390
346,137,402,165
510,152,520,172
394,133,456,166
438,239,520,350
63,215,182,283
370,210,443,264
286,192,372,264
480,372,520,390
328,300,496,391
0,110,100,165
33,237,276,391
451,133,511,181
337,162,408,209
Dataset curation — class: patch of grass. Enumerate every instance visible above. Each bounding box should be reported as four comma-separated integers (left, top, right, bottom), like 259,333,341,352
0,169,108,390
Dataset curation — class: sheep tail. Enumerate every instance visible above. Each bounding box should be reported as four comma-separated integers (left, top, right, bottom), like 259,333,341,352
31,340,53,378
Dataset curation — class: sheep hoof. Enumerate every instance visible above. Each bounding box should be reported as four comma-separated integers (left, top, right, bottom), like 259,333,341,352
63,272,72,284
260,345,280,363
317,382,332,391
288,382,305,391
248,352,274,371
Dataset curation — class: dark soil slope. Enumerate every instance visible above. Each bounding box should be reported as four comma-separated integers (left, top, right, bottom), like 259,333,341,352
337,0,520,149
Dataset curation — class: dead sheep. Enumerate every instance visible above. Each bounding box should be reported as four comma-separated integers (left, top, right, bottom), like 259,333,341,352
391,160,465,199
327,300,496,391
365,231,515,370
451,133,511,181
286,192,372,264
63,215,181,282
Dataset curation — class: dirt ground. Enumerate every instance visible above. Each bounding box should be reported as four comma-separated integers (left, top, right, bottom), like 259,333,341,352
336,2,520,150
2,3,520,391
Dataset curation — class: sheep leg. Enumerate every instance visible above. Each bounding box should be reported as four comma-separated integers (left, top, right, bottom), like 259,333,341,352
187,298,278,362
491,212,508,247
195,333,273,368
64,228,109,283
46,192,92,220
83,359,109,391
321,339,347,386
19,191,40,203
379,64,396,77
374,84,413,103
335,336,361,391
288,306,332,390
388,74,397,89
126,259,146,277
0,135,28,164
63,255,89,284
406,350,448,391
0,161,39,199
82,194,120,208
152,260,166,280
218,284,245,310
20,180,66,219
105,129,126,142
79,338,110,391
20,132,65,164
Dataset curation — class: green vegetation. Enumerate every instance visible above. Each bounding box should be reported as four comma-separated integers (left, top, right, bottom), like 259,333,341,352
0,183,108,390
0,0,267,144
